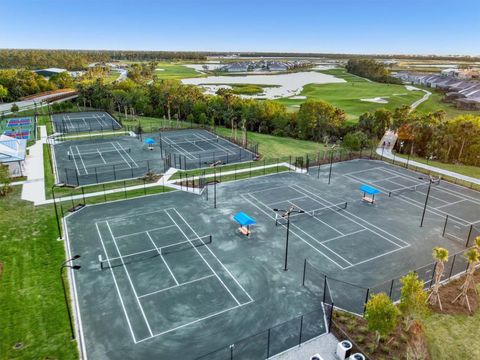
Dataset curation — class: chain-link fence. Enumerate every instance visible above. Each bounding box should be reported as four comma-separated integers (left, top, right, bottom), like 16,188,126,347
442,215,480,248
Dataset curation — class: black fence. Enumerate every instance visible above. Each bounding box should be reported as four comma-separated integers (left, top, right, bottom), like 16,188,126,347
195,305,332,360
442,215,480,248
303,247,473,316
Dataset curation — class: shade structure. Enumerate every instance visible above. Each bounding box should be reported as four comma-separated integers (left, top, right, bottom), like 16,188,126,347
233,212,256,226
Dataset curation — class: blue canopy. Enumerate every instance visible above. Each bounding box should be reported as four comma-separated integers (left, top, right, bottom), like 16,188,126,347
233,212,256,226
144,137,155,145
359,184,381,195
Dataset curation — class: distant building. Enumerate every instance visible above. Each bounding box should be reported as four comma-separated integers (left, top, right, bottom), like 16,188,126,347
34,68,67,78
268,62,288,71
226,63,249,72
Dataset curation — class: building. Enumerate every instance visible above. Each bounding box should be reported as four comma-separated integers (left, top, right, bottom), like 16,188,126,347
0,134,27,177
34,68,68,78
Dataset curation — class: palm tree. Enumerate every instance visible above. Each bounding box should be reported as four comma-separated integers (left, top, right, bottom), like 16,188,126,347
452,248,479,312
427,247,449,310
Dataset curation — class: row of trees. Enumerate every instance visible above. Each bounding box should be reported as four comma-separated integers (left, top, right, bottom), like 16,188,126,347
346,59,401,84
0,69,55,102
0,49,206,70
75,78,352,142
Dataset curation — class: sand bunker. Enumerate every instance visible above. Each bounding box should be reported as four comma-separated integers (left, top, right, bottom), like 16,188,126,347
360,97,389,104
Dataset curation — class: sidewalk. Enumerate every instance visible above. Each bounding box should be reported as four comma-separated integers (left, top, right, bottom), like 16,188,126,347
21,126,48,204
378,130,480,185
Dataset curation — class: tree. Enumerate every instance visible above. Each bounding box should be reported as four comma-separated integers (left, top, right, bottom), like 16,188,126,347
399,272,428,330
10,103,19,113
50,72,74,89
364,293,399,348
342,131,370,151
297,100,345,141
0,84,7,102
427,247,449,311
0,164,11,196
452,248,479,312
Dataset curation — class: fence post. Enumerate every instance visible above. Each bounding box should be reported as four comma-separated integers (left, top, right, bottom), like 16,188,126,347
429,262,438,289
328,303,334,333
298,315,304,345
389,279,394,299
302,259,307,286
266,328,271,358
103,184,107,202
442,215,448,237
124,180,127,199
448,255,456,279
466,225,473,247
363,288,370,315
322,275,327,303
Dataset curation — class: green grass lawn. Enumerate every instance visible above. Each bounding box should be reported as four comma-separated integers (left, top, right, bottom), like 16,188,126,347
0,187,78,360
276,68,424,120
154,62,203,80
214,127,325,160
395,153,480,179
423,285,480,360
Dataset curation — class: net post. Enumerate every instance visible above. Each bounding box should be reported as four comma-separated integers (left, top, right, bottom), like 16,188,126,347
442,215,448,237
298,315,304,345
266,328,271,358
98,255,104,270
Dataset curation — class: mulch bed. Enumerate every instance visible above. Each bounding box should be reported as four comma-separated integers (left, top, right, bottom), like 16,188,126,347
428,271,480,315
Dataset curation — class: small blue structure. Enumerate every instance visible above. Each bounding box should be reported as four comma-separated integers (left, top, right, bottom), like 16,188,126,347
233,212,256,236
359,184,381,204
144,137,155,145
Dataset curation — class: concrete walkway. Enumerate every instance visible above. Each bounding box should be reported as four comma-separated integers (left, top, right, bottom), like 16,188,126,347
270,333,339,360
378,130,480,185
21,126,48,205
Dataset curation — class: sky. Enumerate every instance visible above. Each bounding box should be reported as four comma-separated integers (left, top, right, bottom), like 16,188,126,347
1,0,479,56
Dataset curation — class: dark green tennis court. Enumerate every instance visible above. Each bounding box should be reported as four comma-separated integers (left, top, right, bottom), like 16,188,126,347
64,159,479,359
52,111,122,133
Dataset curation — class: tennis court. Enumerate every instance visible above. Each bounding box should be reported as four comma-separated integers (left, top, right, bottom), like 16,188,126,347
52,111,122,133
158,129,256,170
53,136,165,186
1,116,35,139
64,159,479,359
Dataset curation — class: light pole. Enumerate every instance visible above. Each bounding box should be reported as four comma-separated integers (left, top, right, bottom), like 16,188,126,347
61,255,81,340
273,207,305,271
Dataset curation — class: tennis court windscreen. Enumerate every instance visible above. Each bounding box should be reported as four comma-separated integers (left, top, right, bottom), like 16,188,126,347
99,235,212,269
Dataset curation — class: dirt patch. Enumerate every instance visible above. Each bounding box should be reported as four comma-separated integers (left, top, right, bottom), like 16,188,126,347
0,261,3,277
428,272,480,315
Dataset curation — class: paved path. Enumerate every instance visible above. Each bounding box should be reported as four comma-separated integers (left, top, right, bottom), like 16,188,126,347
21,126,48,204
378,130,480,185
408,85,432,111
0,91,77,115
270,333,339,360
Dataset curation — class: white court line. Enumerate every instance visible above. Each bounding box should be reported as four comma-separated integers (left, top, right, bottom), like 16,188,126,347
172,208,254,302
343,166,387,176
321,229,367,244
164,210,242,306
242,193,351,269
435,199,466,209
68,145,82,175
114,224,176,239
377,167,480,205
135,301,253,343
146,231,179,286
343,245,411,270
105,221,154,337
293,184,410,248
345,173,471,226
138,274,215,298
109,142,133,169
445,232,466,242
266,195,309,207
74,145,89,175
97,149,107,164
95,222,138,343
193,133,237,155
286,200,345,236
115,141,139,167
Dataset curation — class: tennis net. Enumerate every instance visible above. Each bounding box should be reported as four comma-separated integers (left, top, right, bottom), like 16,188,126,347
99,235,212,269
276,202,348,224
388,178,440,197
68,148,130,160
